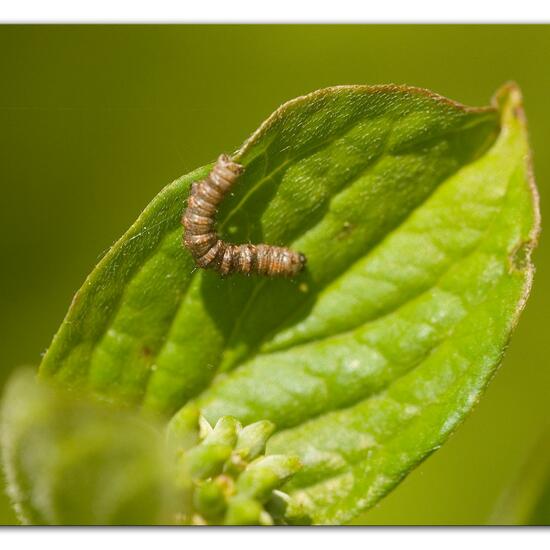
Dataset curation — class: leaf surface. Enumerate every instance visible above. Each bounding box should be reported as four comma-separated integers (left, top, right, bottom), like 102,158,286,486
1,369,173,525
32,83,538,523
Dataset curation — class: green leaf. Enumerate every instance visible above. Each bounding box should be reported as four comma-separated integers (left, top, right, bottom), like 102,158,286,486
1,369,174,525
33,83,538,524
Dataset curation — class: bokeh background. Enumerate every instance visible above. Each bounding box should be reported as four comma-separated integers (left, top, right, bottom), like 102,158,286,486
0,25,548,525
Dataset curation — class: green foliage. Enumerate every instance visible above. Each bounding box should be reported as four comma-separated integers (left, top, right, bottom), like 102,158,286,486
1,369,173,525
169,412,303,524
0,83,539,524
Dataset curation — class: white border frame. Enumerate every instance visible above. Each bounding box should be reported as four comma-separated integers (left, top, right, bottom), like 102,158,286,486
2,527,550,550
0,1,550,23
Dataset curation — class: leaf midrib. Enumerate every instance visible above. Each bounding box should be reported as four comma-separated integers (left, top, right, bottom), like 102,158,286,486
217,147,496,375
217,135,395,370
196,151,516,448
65,106,495,417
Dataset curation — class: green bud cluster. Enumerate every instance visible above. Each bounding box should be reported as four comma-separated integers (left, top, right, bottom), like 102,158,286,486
167,406,308,525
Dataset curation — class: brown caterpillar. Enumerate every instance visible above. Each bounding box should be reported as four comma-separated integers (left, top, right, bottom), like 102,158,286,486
182,154,306,277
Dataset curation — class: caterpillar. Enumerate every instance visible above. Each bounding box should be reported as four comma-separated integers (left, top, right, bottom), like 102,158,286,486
182,154,306,277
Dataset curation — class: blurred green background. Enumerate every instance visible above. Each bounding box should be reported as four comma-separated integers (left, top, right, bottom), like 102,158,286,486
0,25,548,525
